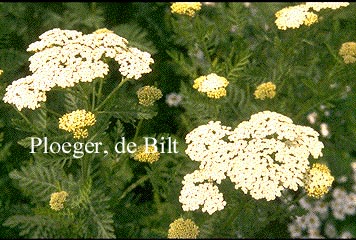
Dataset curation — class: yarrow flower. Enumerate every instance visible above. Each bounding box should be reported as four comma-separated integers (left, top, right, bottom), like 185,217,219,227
167,218,199,239
304,163,334,198
3,28,154,111
193,73,229,99
305,2,350,12
58,109,96,139
275,2,349,30
132,145,160,163
275,4,312,30
170,2,202,17
339,42,356,64
49,191,69,211
254,82,276,100
166,92,183,107
136,86,163,106
180,111,324,214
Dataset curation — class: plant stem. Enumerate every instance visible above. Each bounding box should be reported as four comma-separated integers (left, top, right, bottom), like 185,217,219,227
133,119,144,142
95,77,129,111
118,175,149,202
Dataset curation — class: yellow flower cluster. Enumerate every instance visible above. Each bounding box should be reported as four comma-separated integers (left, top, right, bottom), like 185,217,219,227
132,145,160,163
304,163,334,198
275,2,349,30
136,86,163,106
49,191,69,211
167,218,199,239
170,2,202,17
339,42,356,64
254,82,276,100
0,69,3,75
180,111,324,214
59,110,96,139
3,28,154,111
193,73,229,99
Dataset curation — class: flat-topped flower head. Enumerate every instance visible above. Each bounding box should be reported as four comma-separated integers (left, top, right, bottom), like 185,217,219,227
167,218,199,239
339,42,356,64
304,163,334,198
254,82,276,100
275,4,310,30
50,191,69,211
136,86,163,106
305,2,350,12
228,111,324,201
193,73,229,99
59,110,96,139
180,111,325,214
2,75,47,111
132,145,160,163
170,2,202,17
3,28,154,111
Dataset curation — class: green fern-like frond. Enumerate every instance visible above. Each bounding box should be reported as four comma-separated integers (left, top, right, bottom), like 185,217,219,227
9,162,67,202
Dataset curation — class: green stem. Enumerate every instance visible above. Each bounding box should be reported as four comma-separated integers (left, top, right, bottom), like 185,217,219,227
118,175,149,202
97,78,104,103
95,77,129,111
91,81,96,112
133,119,144,142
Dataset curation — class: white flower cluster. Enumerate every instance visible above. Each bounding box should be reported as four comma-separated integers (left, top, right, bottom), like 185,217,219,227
180,111,324,214
3,28,154,111
287,161,356,238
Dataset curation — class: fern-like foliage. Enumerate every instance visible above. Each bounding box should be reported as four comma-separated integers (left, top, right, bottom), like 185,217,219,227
9,162,67,202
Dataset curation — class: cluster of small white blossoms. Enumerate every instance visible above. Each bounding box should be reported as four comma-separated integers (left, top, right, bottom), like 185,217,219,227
287,161,356,238
180,111,324,214
3,28,154,111
275,2,349,30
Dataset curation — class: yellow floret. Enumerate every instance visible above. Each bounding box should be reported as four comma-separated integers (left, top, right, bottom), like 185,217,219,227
168,218,199,239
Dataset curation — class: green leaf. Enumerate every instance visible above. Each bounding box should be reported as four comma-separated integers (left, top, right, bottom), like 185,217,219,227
9,162,66,202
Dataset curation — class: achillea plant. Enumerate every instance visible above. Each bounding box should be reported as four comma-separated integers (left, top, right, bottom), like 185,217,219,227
58,110,96,139
193,73,229,99
170,2,202,17
167,218,199,239
49,191,69,211
1,2,356,239
339,41,356,64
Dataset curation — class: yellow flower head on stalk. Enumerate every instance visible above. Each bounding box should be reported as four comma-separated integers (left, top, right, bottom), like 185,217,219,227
193,73,229,99
339,42,356,64
305,2,350,12
58,109,96,139
0,69,3,75
136,86,163,106
170,2,202,17
3,28,154,111
49,191,69,211
167,218,199,239
304,163,334,198
132,145,160,163
254,82,276,100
